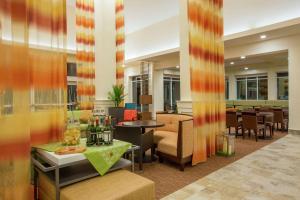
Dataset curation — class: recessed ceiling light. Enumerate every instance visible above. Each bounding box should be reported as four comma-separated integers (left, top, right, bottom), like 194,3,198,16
260,34,267,39
244,67,249,70
230,62,235,65
240,56,246,59
176,65,180,69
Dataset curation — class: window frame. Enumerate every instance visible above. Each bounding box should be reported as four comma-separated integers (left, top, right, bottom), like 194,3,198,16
277,72,289,100
236,74,268,100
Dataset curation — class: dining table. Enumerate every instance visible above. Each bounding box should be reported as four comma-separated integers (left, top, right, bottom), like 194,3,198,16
120,120,165,133
117,120,165,164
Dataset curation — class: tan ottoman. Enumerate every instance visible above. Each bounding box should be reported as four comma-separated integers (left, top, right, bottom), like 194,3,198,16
38,170,155,200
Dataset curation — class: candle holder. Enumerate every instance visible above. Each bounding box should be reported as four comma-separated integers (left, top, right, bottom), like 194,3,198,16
217,133,235,156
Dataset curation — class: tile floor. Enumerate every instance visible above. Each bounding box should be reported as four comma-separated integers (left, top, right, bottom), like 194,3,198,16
162,134,300,200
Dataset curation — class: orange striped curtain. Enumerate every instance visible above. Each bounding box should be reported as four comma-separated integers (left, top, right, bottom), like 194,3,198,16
0,0,66,199
76,0,95,110
115,0,125,85
188,0,226,165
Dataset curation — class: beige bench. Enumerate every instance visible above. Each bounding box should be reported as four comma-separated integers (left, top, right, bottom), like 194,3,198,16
38,170,155,200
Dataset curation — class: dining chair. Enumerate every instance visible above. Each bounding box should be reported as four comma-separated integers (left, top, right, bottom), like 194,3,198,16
241,111,266,142
273,108,288,132
226,110,242,137
114,126,154,171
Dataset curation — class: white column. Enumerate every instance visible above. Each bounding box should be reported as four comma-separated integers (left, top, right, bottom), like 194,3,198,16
288,46,300,131
179,0,191,101
228,74,236,100
153,69,164,117
94,0,116,111
94,0,116,100
267,70,277,100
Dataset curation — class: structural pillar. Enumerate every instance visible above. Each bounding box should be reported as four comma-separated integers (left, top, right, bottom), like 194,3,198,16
94,0,116,111
177,0,192,114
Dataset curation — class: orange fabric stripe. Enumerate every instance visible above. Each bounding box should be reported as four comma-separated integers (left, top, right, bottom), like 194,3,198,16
30,128,64,145
188,2,223,36
116,17,124,30
0,141,30,160
116,51,124,63
193,112,225,126
116,35,125,46
76,0,94,12
76,16,95,29
189,44,224,64
190,70,225,93
77,84,95,96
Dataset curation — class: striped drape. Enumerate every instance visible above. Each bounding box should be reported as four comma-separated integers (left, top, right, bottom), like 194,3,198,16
115,0,125,85
0,0,66,199
188,0,226,165
76,0,95,110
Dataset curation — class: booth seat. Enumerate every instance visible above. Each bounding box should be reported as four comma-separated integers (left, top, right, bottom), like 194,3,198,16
67,110,92,131
226,100,288,110
154,113,193,171
38,170,155,200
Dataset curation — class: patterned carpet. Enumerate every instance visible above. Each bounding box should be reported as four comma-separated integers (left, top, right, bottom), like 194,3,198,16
136,131,288,199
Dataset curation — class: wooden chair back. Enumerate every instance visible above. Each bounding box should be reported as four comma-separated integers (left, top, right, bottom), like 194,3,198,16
242,111,258,130
273,108,284,123
226,111,238,127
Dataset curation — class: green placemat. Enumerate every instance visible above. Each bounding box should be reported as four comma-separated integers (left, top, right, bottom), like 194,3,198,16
83,140,131,176
33,139,131,176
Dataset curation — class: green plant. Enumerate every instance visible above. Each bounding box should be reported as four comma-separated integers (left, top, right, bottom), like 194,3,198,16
107,84,126,107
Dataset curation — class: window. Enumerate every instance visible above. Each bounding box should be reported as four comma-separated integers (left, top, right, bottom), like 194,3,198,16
67,62,78,110
0,89,13,114
67,83,77,110
131,75,149,111
236,78,246,100
225,78,229,100
67,63,77,77
236,75,268,100
163,75,180,111
277,72,288,100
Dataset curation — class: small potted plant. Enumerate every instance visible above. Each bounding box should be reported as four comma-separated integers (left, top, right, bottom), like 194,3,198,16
107,84,126,123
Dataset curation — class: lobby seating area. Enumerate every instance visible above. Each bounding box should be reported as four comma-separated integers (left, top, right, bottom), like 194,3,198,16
1,1,300,200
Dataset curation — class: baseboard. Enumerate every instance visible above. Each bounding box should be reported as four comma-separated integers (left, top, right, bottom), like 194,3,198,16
288,129,300,135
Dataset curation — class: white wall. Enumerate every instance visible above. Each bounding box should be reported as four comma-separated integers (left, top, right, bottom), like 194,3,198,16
226,65,288,100
125,16,179,60
225,34,300,131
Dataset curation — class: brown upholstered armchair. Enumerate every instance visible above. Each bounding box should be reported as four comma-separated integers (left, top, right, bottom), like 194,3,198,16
154,113,193,171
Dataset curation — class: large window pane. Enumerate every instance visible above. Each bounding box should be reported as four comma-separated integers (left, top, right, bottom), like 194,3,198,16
237,79,246,100
225,79,229,99
132,79,141,105
258,78,268,100
277,72,288,100
163,76,180,111
164,79,171,110
172,80,180,110
67,63,77,77
67,85,77,110
247,78,257,100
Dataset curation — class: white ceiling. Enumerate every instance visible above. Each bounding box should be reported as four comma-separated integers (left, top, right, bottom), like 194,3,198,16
124,0,300,36
225,51,288,70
